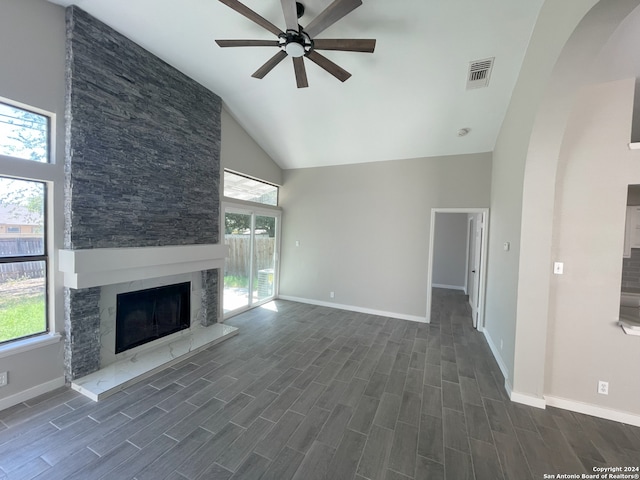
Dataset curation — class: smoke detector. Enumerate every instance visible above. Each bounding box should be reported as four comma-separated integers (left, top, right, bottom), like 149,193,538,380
466,57,494,89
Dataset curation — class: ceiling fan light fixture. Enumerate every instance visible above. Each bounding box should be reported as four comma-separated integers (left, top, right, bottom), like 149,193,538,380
285,41,306,57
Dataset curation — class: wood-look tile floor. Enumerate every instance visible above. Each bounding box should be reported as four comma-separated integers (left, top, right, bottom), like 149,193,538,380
1,289,639,480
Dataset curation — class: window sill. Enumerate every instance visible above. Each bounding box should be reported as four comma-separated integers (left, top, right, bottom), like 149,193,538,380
0,333,63,359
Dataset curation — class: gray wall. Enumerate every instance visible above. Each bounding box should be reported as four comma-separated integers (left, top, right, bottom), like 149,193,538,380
484,0,607,391
487,0,640,417
432,213,468,289
221,108,283,186
0,0,67,406
546,79,640,414
279,153,492,318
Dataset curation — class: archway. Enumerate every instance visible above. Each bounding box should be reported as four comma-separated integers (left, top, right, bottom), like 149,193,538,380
512,0,640,412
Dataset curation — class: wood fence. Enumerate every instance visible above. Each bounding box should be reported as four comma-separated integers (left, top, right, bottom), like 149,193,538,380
0,236,277,283
0,238,45,282
225,235,275,277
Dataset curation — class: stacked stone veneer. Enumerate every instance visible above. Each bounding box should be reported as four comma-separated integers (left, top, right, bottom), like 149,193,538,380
64,7,221,381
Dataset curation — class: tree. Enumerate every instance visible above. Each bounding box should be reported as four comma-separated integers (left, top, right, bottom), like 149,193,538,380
225,213,275,237
0,104,47,226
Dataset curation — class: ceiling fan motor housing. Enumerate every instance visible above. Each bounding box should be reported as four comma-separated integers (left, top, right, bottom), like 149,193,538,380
279,30,313,57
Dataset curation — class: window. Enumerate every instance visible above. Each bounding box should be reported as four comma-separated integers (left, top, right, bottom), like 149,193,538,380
0,102,50,163
224,171,278,206
0,100,50,344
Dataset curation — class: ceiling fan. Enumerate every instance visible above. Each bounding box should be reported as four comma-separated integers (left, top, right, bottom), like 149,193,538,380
215,0,376,88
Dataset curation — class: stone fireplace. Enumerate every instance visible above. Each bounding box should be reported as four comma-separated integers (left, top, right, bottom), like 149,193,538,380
61,7,236,400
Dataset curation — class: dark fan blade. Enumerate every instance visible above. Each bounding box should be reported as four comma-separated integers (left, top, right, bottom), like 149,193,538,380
252,51,288,79
313,38,376,53
293,57,308,88
306,50,351,82
281,0,299,31
219,0,283,36
216,39,280,47
304,0,362,38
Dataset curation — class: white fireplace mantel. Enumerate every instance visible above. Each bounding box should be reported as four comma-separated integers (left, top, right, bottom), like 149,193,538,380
59,244,228,289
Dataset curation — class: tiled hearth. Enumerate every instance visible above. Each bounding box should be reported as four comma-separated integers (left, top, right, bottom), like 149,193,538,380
71,322,237,401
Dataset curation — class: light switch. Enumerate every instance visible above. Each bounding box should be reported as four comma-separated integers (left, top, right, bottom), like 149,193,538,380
503,242,510,251
553,262,564,274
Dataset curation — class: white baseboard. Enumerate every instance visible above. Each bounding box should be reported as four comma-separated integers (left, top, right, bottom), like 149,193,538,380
277,295,427,323
481,328,516,401
0,376,66,411
546,395,640,427
510,390,546,409
481,328,509,379
432,284,466,291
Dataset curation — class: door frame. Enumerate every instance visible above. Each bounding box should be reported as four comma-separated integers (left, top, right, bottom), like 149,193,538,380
222,201,282,319
426,208,489,331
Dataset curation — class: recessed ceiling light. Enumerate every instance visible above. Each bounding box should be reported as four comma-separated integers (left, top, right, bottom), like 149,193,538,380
458,128,471,137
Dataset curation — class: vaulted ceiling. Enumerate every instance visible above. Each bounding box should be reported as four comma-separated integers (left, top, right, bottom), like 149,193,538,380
49,0,545,169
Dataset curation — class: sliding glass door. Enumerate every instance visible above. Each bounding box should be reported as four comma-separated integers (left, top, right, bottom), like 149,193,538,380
223,206,280,316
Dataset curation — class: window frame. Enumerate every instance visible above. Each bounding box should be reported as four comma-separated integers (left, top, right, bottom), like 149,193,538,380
223,169,279,206
0,100,52,164
0,96,54,346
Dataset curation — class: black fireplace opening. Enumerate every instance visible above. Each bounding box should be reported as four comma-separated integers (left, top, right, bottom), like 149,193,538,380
115,282,191,354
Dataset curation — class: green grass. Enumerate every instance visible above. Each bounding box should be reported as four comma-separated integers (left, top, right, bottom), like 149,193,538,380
224,275,250,288
0,296,46,343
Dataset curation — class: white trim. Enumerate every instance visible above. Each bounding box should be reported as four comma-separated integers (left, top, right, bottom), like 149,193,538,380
426,208,489,331
482,328,510,379
0,376,66,412
432,284,466,291
510,390,546,409
222,204,282,318
0,333,62,359
465,216,472,296
628,142,640,150
546,395,640,427
59,244,228,289
504,377,513,399
278,295,427,323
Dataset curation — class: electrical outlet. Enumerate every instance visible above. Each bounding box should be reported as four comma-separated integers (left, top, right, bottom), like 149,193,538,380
330,291,335,299
0,371,7,387
598,380,608,395
500,339,503,350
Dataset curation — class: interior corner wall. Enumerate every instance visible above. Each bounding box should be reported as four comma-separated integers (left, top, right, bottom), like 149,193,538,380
432,213,468,289
221,108,283,186
484,0,604,391
279,153,491,319
0,0,67,407
547,80,640,416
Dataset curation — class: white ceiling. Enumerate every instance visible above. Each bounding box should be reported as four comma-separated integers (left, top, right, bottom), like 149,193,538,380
49,0,545,169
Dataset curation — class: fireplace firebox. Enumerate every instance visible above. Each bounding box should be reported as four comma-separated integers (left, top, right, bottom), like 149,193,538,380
115,282,191,354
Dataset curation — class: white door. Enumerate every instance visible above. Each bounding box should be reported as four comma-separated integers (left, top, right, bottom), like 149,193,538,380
468,214,483,328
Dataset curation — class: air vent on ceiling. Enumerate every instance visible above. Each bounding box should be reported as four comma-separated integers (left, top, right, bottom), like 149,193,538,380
466,57,494,90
